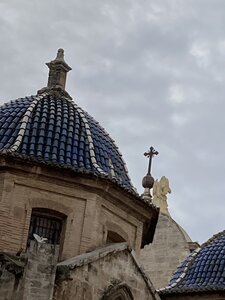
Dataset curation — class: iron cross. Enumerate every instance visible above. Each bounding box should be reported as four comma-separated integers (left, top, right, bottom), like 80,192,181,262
144,146,159,175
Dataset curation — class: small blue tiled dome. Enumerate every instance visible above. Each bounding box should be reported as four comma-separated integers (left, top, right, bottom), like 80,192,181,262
159,230,225,294
0,49,135,192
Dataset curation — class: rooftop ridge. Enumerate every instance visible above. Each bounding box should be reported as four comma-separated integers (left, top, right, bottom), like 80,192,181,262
200,229,225,248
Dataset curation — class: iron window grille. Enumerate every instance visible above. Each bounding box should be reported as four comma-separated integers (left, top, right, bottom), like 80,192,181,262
28,208,65,246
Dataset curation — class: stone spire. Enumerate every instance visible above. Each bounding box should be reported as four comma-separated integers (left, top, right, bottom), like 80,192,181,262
38,49,72,99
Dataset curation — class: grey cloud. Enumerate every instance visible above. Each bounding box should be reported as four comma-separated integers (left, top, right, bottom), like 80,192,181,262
1,0,225,243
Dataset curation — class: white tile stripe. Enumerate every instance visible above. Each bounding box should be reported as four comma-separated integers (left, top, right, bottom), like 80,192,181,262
7,93,48,153
88,115,135,190
72,102,107,175
73,103,136,190
109,158,116,177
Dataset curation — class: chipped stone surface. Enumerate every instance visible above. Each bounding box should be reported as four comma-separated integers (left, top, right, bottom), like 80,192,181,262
55,243,160,300
0,242,59,300
0,267,16,300
22,241,59,300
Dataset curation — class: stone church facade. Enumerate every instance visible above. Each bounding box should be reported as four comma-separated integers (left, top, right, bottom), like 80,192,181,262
0,49,159,300
1,49,225,300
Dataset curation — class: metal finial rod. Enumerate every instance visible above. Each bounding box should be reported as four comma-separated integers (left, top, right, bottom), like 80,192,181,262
144,146,159,175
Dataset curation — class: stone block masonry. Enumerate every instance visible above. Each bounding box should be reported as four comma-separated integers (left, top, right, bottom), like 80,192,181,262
55,243,161,300
22,241,59,300
0,241,59,300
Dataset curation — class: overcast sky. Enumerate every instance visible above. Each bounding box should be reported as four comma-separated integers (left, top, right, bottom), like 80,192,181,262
1,0,225,244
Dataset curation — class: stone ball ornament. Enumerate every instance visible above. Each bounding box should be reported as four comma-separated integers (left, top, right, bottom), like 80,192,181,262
142,174,155,189
142,146,158,189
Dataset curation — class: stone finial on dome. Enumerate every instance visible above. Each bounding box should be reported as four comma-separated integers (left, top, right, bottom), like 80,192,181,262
46,48,72,91
56,48,65,61
142,146,159,201
38,49,72,99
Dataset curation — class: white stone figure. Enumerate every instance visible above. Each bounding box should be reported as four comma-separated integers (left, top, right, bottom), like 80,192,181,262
152,176,171,215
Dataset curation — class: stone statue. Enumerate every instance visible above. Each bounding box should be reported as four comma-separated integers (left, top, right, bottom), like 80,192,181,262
152,176,171,215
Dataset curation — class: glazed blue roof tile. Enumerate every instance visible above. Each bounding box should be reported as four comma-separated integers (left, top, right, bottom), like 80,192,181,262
159,230,225,295
0,93,135,192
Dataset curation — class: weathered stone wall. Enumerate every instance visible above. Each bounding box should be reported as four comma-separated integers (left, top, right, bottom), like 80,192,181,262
0,268,16,300
21,242,59,300
140,213,191,289
0,161,153,260
0,171,87,259
54,244,160,300
0,242,58,300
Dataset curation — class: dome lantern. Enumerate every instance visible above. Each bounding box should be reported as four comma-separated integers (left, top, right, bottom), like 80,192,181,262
38,49,72,99
46,48,72,90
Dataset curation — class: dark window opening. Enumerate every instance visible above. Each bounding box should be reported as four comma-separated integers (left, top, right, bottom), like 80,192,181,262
101,285,134,300
27,208,66,246
106,231,126,244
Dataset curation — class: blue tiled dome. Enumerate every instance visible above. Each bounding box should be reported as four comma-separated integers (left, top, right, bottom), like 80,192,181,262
0,49,136,193
0,93,134,192
159,230,225,294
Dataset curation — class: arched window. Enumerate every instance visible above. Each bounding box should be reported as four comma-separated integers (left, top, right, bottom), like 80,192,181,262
27,208,66,246
106,231,126,244
101,284,134,300
105,221,128,244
